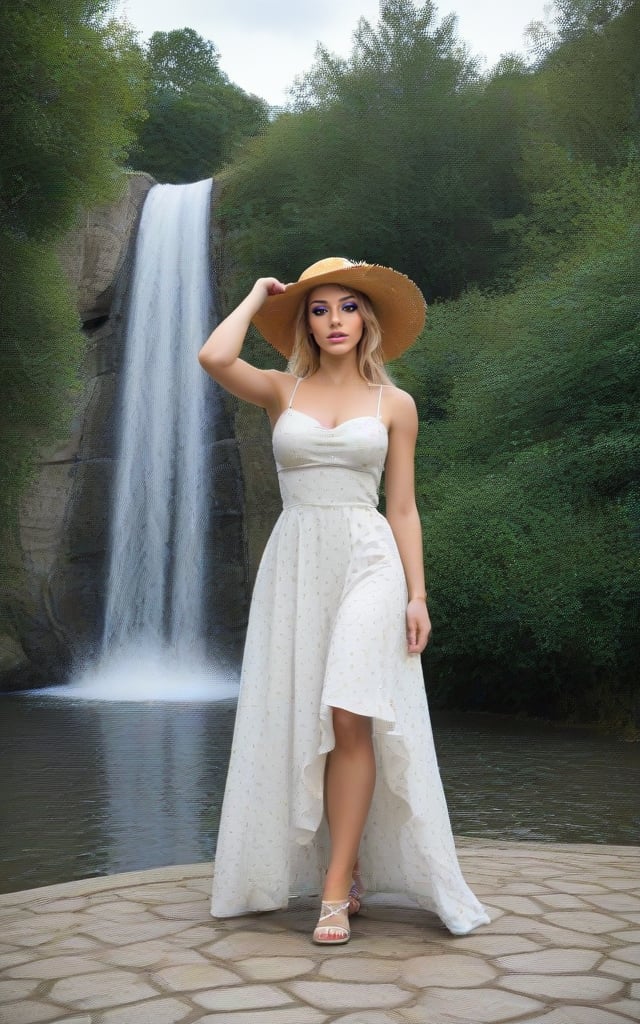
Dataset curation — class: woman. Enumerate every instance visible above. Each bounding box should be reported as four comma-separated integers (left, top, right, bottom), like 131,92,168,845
199,257,489,943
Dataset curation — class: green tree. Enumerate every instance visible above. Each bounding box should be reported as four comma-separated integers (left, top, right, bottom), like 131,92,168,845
0,0,146,240
220,0,533,304
0,0,146,546
526,0,640,167
528,0,635,51
129,28,267,183
0,237,84,532
144,27,222,91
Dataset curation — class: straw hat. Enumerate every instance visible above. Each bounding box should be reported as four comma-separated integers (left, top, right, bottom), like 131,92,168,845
251,257,427,360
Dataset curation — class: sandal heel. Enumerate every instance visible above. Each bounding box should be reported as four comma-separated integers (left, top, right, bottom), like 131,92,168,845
348,868,366,916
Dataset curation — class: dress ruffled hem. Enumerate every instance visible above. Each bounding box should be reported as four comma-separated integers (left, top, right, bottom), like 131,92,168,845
288,688,490,936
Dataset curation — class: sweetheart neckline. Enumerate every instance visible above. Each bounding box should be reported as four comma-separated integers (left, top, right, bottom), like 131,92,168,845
275,408,388,433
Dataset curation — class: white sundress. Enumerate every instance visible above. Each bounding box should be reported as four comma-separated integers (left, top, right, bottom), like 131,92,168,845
211,377,490,935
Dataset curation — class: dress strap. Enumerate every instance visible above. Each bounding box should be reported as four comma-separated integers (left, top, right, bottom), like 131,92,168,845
376,385,384,420
287,376,303,410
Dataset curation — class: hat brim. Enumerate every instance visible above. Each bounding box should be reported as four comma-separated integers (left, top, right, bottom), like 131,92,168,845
251,264,426,360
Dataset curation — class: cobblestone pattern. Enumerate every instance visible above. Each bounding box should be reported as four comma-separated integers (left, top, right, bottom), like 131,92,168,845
0,841,638,1023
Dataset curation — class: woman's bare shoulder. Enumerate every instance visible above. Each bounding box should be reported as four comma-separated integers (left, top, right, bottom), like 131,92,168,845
383,384,418,425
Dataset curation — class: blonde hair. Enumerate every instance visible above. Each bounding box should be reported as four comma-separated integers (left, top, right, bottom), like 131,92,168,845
287,286,392,385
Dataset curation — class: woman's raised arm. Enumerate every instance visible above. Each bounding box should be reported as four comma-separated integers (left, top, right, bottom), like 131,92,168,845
198,277,287,412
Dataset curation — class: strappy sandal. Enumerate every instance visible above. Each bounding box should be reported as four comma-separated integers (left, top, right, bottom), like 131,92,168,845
312,900,351,945
348,866,365,916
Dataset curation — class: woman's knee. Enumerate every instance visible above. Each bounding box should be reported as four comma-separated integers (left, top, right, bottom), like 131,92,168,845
332,708,371,749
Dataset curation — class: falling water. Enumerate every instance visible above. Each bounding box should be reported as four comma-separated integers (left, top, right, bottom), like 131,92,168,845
28,178,241,700
102,178,215,657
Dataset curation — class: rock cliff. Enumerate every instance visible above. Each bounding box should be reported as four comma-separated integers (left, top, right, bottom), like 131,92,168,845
1,173,156,690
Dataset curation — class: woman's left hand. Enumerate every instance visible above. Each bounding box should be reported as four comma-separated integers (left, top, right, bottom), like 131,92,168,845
406,600,432,654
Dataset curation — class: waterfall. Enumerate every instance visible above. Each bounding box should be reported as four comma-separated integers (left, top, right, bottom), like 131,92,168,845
26,178,242,701
102,179,215,658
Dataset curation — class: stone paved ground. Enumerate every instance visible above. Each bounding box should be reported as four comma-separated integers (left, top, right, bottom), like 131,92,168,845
0,841,638,1023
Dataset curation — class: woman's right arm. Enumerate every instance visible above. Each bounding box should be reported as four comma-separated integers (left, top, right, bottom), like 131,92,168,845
198,277,286,416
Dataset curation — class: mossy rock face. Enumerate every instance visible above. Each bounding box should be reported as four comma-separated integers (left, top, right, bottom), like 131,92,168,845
58,172,157,323
0,176,153,691
0,635,28,675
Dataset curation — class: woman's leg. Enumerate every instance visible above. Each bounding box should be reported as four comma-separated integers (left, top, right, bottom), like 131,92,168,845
323,708,376,901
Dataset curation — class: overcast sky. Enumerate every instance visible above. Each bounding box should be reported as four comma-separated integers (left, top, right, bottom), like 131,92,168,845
116,0,553,106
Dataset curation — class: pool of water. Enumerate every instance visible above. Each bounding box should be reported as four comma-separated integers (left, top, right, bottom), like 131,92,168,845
1,694,638,894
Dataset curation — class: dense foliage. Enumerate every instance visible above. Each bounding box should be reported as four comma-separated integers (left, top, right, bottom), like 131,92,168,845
0,237,85,533
218,1,639,301
0,0,146,541
0,0,145,241
128,28,268,183
218,2,507,303
400,174,639,726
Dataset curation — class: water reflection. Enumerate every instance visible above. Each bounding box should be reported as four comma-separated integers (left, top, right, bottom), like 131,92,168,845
0,697,637,894
95,702,235,873
0,696,236,893
435,712,640,844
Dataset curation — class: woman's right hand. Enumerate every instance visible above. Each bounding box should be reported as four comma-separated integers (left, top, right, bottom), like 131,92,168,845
251,277,287,307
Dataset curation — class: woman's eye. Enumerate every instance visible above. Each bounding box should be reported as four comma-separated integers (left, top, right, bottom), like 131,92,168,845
310,306,328,316
342,303,358,313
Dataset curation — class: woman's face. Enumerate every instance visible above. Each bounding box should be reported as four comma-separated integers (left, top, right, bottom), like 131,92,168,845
306,284,364,357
